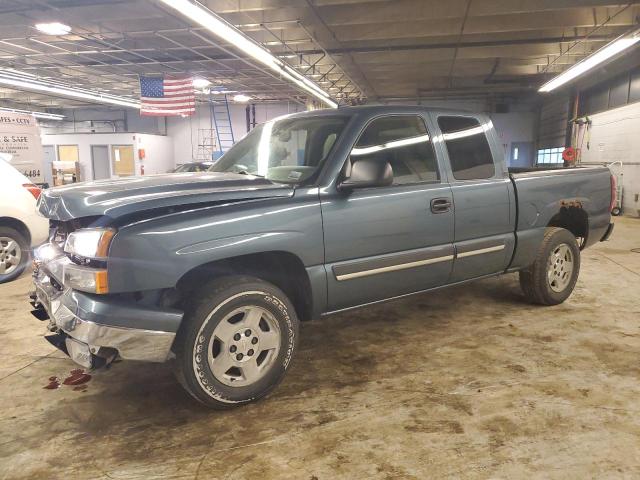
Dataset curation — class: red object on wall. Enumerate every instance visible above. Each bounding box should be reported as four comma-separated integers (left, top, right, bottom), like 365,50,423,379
138,148,146,159
562,147,576,163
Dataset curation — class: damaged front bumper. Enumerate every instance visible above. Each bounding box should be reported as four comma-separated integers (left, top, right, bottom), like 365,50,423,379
31,254,183,368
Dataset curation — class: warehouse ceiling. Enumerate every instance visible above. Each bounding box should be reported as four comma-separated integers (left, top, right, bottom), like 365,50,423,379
0,0,639,110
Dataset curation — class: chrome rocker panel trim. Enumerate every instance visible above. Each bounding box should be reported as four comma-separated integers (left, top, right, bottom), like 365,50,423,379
335,254,454,281
333,243,505,281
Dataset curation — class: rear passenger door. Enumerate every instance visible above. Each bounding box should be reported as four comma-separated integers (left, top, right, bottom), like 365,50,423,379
321,114,454,311
432,114,516,282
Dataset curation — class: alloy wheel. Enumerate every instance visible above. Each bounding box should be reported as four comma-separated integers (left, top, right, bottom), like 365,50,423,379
547,243,574,293
0,236,22,276
206,305,281,387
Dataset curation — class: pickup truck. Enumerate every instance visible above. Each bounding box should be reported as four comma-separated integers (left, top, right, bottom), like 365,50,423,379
30,106,615,408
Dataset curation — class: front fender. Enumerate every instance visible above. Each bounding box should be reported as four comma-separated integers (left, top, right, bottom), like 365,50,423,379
106,190,324,293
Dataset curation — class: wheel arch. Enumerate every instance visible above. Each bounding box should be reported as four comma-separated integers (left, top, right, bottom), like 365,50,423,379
546,206,588,248
0,216,31,244
176,250,314,322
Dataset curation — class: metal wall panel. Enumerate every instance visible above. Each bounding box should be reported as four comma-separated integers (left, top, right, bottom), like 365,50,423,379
537,97,569,150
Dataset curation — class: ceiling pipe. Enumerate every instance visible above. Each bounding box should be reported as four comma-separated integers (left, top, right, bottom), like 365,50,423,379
281,35,616,57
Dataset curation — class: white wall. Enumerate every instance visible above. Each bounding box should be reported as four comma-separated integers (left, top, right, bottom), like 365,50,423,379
41,132,174,181
579,102,640,216
137,134,174,175
166,102,305,163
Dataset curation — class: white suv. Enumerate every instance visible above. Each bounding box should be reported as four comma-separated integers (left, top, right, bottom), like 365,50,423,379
0,159,49,283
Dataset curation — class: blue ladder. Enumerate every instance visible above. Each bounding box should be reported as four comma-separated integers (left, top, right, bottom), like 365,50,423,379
210,92,235,158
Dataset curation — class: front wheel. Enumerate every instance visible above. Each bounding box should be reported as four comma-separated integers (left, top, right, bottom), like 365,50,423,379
519,227,581,305
174,276,299,409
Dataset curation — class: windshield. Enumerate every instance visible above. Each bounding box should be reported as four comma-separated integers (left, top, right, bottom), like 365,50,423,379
209,115,349,184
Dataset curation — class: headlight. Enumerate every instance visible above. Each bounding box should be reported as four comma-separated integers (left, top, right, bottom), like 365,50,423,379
64,228,115,259
33,243,63,263
63,264,109,294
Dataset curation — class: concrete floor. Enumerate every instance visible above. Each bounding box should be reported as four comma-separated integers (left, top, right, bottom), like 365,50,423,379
1,218,639,479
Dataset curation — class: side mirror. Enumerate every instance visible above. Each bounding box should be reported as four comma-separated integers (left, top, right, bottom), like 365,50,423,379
338,156,393,191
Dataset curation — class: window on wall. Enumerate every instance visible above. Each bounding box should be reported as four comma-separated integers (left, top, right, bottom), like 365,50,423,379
111,145,135,176
351,115,439,185
536,147,564,164
437,116,495,180
57,145,79,162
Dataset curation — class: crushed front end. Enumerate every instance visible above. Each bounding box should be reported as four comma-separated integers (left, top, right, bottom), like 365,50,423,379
30,220,183,369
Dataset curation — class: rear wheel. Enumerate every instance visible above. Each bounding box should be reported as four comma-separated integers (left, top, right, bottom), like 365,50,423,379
174,275,299,409
519,227,580,305
0,227,29,284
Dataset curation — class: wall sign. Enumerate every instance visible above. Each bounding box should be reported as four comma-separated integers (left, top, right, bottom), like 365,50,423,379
0,112,44,183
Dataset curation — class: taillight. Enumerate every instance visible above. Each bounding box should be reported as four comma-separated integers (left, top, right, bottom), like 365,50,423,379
22,183,41,201
609,174,617,212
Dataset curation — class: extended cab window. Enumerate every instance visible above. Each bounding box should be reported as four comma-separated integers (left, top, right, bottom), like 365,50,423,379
438,116,495,180
351,115,439,185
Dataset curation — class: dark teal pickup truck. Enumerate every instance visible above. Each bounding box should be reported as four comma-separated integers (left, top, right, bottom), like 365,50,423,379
30,106,615,408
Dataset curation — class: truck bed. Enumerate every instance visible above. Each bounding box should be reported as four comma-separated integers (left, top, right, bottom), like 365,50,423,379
509,165,612,250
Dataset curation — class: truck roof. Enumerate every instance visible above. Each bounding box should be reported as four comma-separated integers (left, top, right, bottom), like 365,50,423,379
286,104,474,119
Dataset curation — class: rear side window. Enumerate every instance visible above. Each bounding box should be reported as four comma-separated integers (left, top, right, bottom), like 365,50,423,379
351,115,439,185
438,116,495,180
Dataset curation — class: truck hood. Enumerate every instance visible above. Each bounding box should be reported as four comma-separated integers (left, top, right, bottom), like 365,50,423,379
38,172,293,221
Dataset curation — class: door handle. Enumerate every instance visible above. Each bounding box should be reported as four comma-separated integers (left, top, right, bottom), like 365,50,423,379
430,197,452,213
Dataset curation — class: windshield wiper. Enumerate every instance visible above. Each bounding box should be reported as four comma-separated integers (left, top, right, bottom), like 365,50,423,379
237,170,264,177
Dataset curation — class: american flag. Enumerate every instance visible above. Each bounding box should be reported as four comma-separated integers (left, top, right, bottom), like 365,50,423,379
139,76,195,116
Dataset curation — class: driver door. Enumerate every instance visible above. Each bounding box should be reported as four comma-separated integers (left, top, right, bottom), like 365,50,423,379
320,114,455,311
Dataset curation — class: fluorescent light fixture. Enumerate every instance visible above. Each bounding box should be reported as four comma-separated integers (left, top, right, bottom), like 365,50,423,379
157,0,338,108
0,68,140,109
35,22,71,35
210,89,238,95
0,107,65,121
539,32,640,92
233,94,252,103
192,77,211,88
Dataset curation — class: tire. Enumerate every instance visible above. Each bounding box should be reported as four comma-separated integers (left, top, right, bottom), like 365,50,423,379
611,206,622,216
0,227,29,284
519,227,580,306
174,275,299,409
